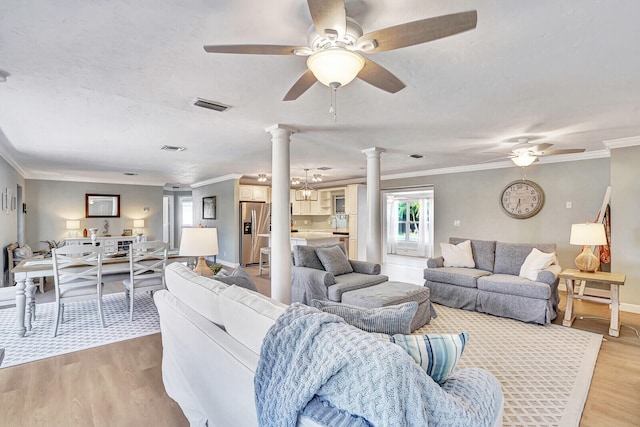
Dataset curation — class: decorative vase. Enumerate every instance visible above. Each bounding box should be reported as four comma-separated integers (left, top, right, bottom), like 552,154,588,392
89,228,99,245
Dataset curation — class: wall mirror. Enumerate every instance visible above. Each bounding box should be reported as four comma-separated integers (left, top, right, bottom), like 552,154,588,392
86,194,120,218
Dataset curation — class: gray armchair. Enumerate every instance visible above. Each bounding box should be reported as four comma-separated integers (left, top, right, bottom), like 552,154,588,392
291,244,388,304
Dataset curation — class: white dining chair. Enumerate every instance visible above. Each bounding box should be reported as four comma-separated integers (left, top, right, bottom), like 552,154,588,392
123,241,168,321
52,245,105,337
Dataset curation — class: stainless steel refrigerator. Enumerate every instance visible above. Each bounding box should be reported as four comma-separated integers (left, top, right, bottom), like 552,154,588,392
239,201,270,265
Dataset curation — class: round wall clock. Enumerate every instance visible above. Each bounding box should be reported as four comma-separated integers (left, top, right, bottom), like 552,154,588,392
500,179,545,219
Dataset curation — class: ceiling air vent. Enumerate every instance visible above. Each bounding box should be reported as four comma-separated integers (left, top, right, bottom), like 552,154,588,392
193,97,231,112
317,166,332,171
161,145,186,152
409,154,424,159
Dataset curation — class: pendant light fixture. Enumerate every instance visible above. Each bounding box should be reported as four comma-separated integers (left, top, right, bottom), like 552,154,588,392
295,169,318,201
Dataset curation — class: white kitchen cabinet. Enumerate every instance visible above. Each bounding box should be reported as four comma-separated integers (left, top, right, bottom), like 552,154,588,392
319,190,333,215
239,185,269,202
345,184,363,215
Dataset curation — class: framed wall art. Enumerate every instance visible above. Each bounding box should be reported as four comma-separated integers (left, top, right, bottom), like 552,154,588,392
203,196,216,220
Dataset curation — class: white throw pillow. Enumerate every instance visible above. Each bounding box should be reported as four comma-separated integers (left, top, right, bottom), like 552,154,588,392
164,262,228,325
519,248,556,281
219,285,287,355
441,240,475,268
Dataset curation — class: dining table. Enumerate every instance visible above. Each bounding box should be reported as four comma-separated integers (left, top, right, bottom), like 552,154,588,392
11,252,186,337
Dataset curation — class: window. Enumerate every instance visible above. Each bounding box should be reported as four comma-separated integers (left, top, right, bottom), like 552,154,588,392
384,187,434,258
396,201,421,242
180,197,193,227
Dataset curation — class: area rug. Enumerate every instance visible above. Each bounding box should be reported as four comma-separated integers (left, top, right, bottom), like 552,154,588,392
0,292,160,368
415,304,603,427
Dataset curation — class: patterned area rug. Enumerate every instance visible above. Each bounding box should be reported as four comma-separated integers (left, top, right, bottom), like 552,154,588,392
415,304,602,427
0,292,160,368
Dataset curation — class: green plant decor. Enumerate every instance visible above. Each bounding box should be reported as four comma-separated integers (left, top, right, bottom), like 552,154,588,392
209,263,223,275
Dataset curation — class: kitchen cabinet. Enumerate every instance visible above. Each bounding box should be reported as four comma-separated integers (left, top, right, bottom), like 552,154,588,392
239,185,269,202
319,190,333,215
345,184,363,215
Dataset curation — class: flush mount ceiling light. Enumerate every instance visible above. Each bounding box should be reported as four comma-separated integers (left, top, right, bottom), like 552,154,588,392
291,177,301,185
257,173,268,183
295,169,318,201
311,174,322,182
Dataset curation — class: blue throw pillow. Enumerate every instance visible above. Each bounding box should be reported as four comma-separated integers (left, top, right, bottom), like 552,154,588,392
311,299,418,335
377,332,469,385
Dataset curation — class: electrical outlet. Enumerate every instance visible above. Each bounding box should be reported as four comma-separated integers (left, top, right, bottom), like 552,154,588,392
454,220,461,227
566,202,572,209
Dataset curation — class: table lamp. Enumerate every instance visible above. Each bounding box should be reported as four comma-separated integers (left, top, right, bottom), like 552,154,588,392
179,227,219,276
570,222,607,272
66,220,81,237
133,219,145,241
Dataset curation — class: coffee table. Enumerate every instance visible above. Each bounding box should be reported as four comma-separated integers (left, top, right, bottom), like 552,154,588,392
560,268,626,337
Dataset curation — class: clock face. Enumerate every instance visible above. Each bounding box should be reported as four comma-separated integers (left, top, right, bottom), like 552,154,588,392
500,180,544,219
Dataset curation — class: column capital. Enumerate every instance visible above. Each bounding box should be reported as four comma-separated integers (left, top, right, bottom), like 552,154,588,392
265,124,298,136
361,147,386,157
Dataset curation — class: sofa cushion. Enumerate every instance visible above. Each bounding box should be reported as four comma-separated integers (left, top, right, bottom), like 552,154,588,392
441,240,475,268
310,299,418,335
376,332,470,385
423,267,491,288
292,243,348,270
450,238,496,272
477,274,551,299
164,262,227,325
316,245,353,276
219,285,287,355
519,248,556,281
326,273,389,302
493,242,557,275
214,266,258,291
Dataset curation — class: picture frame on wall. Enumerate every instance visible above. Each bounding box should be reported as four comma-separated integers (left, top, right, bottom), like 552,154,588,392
203,196,216,220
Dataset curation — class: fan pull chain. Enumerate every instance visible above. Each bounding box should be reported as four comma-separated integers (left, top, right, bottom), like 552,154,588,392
329,83,339,122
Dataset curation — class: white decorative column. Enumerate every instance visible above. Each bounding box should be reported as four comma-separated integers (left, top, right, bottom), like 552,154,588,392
265,124,297,303
361,147,385,264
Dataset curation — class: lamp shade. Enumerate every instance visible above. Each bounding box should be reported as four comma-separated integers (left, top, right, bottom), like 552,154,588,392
179,227,219,257
133,219,145,228
570,223,607,246
307,49,365,87
66,220,80,230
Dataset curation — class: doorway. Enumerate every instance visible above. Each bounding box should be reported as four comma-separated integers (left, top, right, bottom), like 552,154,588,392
382,187,434,262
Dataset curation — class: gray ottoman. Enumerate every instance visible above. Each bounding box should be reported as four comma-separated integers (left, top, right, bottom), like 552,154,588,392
342,281,433,332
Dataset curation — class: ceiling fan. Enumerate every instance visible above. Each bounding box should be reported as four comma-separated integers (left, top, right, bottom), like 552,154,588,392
204,0,477,101
508,137,586,167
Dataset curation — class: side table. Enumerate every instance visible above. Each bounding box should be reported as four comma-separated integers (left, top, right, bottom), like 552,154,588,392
560,268,626,337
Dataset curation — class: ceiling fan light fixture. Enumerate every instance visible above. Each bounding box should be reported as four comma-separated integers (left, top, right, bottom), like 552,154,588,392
257,173,268,183
511,153,537,167
306,49,365,87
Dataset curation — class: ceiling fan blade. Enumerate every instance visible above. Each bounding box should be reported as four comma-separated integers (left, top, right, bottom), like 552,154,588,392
283,69,318,101
357,10,477,53
204,44,305,55
537,148,586,156
357,58,406,93
532,143,553,151
307,0,347,39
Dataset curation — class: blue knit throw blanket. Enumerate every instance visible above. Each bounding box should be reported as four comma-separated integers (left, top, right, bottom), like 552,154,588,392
254,303,473,427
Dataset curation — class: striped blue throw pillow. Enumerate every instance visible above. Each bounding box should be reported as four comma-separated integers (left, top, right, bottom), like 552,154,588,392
380,332,469,385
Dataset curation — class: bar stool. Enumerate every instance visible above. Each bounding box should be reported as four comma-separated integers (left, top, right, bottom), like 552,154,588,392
259,247,271,278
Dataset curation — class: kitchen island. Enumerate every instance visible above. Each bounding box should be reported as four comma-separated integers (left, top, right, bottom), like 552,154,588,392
258,232,341,249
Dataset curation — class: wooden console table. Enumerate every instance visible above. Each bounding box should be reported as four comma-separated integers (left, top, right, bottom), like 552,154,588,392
560,268,626,337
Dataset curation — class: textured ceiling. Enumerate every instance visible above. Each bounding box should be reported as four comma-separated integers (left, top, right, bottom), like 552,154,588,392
0,0,638,187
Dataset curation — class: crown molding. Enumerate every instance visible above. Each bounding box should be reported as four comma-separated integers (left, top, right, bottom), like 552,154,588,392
0,129,27,178
381,150,611,181
191,174,243,188
603,135,640,149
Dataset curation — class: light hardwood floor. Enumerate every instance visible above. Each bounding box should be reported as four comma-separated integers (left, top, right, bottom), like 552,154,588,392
1,265,639,426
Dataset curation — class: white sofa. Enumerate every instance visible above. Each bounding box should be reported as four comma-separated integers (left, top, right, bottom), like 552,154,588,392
156,263,504,427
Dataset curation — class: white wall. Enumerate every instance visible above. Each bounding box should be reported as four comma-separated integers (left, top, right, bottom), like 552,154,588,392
25,180,163,248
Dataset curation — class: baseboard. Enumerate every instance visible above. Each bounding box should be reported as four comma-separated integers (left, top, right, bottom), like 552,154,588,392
216,258,239,269
559,283,640,314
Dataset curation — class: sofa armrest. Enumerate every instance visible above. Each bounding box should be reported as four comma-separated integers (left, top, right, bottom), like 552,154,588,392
537,264,562,285
426,257,444,268
349,260,381,275
291,266,336,305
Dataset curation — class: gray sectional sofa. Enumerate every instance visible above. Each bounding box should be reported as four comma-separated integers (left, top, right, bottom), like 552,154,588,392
291,244,388,304
424,237,561,324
